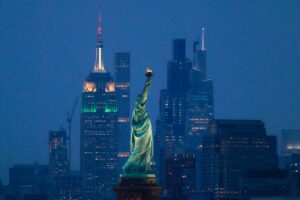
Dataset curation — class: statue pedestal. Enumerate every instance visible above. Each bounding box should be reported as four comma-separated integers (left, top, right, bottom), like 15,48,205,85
114,177,162,200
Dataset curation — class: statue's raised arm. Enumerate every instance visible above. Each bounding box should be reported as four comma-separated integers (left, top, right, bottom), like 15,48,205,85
122,67,155,178
140,68,152,102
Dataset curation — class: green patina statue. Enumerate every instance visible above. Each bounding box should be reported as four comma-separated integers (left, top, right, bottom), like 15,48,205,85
122,68,155,178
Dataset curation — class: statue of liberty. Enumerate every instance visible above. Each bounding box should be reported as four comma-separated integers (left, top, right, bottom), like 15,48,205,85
122,68,155,178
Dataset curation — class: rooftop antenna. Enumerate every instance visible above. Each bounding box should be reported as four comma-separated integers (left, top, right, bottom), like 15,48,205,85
94,5,105,72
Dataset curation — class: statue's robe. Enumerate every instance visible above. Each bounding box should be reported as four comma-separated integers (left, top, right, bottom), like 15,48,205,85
123,92,153,174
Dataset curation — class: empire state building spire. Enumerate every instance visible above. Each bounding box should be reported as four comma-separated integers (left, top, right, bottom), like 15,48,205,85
94,8,105,72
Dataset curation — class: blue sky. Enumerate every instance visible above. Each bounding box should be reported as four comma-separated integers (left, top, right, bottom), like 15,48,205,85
0,0,300,183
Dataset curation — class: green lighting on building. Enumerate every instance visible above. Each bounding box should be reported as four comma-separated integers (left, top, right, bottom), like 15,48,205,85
82,105,97,113
104,105,117,113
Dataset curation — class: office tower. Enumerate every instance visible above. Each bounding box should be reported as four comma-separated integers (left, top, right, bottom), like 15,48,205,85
201,120,278,200
155,39,192,193
185,28,214,149
80,11,118,200
49,128,69,178
164,148,196,199
156,39,192,155
185,29,214,191
155,39,191,169
114,52,130,170
9,164,50,200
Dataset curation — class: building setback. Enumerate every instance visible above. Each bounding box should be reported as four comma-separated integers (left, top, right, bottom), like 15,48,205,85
80,11,118,200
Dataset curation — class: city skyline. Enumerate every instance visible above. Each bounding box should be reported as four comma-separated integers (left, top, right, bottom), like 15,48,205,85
1,0,300,185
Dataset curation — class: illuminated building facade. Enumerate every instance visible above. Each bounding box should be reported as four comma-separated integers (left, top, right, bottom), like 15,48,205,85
114,52,130,170
201,120,278,200
80,11,118,200
49,128,69,178
185,28,214,149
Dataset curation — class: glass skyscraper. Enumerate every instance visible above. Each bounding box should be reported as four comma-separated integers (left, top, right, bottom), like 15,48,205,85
159,39,192,157
114,52,130,171
155,39,192,192
185,28,214,149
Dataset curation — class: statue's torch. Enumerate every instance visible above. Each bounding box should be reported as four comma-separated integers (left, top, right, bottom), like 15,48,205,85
146,67,153,78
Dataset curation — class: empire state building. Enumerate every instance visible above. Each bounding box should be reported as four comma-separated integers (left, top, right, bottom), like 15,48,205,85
80,10,118,200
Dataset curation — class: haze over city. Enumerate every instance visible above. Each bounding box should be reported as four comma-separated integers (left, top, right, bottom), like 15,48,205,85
1,0,300,188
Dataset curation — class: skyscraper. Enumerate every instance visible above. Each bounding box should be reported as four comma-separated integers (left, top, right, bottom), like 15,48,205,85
184,29,214,191
185,28,214,149
114,52,130,170
201,120,278,200
157,39,192,157
49,128,69,178
80,11,118,200
155,39,192,190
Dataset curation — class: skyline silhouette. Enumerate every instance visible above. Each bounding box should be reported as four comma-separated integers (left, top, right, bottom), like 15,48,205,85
1,0,300,184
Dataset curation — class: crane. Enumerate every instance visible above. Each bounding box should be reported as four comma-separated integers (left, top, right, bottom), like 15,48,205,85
67,97,79,169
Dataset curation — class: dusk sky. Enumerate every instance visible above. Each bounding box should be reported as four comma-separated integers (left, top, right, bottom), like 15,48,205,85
0,0,300,183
